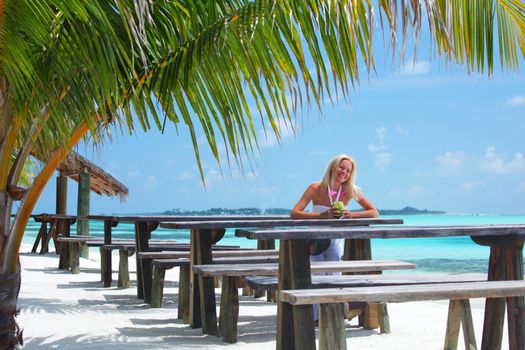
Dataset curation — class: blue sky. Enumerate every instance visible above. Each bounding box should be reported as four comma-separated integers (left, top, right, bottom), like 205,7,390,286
32,30,525,215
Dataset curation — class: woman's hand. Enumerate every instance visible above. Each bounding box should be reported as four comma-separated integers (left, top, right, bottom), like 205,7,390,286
321,209,335,218
341,210,354,219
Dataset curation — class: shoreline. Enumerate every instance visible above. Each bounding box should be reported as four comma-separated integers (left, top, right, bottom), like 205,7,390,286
16,245,508,349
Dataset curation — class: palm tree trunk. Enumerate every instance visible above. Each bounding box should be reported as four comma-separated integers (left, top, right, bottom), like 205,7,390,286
0,262,22,349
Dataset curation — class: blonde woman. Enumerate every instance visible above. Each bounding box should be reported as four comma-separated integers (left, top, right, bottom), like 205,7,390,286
290,154,379,323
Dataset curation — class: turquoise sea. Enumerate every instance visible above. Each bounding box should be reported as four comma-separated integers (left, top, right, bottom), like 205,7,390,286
21,214,525,273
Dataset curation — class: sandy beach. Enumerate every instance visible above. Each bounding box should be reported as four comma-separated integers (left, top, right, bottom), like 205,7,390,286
16,245,507,350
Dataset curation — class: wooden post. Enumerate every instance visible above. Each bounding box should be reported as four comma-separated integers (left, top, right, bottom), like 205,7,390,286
472,234,525,350
77,170,90,258
219,276,240,343
151,266,165,308
179,264,190,323
319,303,347,350
196,229,218,335
277,240,316,350
56,173,67,215
117,248,130,288
58,219,73,270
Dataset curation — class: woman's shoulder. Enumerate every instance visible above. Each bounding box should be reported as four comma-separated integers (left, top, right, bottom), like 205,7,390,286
307,182,323,192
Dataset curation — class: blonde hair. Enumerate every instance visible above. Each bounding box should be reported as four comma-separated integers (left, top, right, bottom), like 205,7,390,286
319,154,360,200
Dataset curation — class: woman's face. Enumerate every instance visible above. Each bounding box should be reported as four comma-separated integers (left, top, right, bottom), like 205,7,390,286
335,159,352,183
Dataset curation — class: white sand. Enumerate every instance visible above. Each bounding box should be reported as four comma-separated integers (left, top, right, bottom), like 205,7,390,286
16,245,508,349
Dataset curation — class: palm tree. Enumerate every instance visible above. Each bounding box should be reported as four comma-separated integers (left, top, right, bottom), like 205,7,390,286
1,0,524,348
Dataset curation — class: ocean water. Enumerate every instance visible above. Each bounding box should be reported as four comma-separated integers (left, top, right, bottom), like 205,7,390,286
21,214,525,273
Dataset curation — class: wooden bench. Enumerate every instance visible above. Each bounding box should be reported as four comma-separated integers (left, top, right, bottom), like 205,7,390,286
150,254,283,311
138,249,278,304
56,235,239,285
192,260,419,343
279,280,525,350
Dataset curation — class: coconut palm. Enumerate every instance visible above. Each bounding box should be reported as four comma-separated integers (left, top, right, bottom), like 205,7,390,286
1,0,524,348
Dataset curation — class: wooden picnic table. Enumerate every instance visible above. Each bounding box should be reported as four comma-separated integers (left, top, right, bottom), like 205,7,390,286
160,217,403,336
235,224,525,350
109,215,289,300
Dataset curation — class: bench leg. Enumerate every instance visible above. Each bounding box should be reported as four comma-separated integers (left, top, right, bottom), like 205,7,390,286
363,303,380,330
69,242,80,274
58,241,70,270
117,249,130,288
459,300,477,350
151,266,166,308
378,303,391,334
445,299,477,350
219,276,239,343
101,247,113,287
445,299,462,350
320,303,347,350
178,265,190,322
100,247,105,282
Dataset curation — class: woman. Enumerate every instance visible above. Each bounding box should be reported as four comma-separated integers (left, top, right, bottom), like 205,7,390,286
290,154,379,323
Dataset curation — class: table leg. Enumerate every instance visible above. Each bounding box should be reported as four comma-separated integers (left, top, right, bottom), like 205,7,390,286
102,220,118,287
276,240,315,350
472,235,524,350
189,228,218,335
503,244,525,350
58,219,74,270
135,221,153,300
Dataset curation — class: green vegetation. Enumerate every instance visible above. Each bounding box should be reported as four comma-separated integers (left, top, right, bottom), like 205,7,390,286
138,206,444,216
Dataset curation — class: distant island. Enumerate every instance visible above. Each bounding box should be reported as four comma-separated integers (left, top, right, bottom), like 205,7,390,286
134,206,444,216
378,206,445,215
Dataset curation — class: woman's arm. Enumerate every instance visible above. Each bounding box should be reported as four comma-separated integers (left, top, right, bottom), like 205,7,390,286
290,184,332,219
342,195,379,218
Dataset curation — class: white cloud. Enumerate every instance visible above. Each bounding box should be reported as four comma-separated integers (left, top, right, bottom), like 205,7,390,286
395,125,408,135
257,118,297,148
387,185,430,198
461,180,483,192
399,61,431,76
482,146,525,174
506,95,525,107
176,171,193,180
368,126,392,170
406,185,429,197
143,176,158,191
388,188,402,196
436,151,467,167
373,152,393,170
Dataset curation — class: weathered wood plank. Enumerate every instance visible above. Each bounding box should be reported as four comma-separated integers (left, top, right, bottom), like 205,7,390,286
280,280,525,305
137,249,276,259
247,273,486,291
193,260,415,277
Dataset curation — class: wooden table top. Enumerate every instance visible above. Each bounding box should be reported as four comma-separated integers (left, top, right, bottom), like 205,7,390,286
160,217,404,229
235,224,525,240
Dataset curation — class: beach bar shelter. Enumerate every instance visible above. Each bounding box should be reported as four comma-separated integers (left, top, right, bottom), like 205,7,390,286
55,151,128,257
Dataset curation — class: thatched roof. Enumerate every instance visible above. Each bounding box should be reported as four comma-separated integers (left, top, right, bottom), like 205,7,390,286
58,151,128,201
